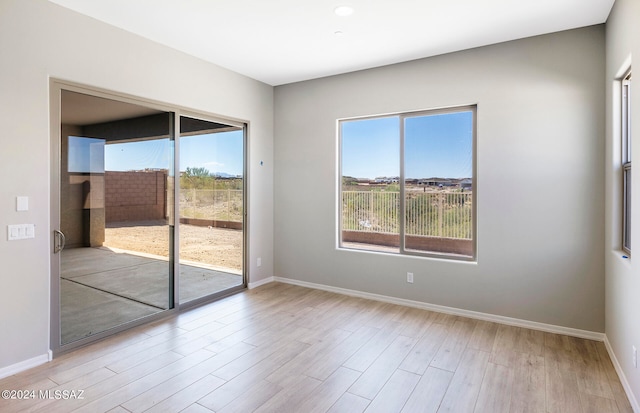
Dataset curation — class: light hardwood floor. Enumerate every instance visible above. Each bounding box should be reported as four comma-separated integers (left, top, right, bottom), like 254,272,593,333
0,282,634,413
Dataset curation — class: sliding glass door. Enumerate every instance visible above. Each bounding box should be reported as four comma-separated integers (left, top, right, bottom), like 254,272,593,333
178,116,245,304
51,84,247,351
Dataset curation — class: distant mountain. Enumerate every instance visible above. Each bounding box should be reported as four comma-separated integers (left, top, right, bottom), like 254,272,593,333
211,171,238,178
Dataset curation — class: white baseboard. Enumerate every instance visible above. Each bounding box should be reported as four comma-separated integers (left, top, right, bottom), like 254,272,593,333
604,336,640,413
248,276,274,289
273,277,605,341
0,352,51,380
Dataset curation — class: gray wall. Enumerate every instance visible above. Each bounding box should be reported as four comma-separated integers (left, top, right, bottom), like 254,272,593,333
274,26,605,332
0,0,274,371
605,0,640,405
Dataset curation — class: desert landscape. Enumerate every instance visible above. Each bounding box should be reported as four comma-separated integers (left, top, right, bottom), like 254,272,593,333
104,220,243,272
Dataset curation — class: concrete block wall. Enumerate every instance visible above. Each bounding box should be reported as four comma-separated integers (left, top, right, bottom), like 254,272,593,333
105,170,167,223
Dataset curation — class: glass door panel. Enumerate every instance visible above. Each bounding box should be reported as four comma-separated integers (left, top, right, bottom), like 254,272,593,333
179,116,245,303
59,90,174,345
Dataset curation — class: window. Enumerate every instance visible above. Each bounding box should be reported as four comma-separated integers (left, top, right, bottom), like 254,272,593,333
339,105,476,260
68,136,105,173
623,71,632,253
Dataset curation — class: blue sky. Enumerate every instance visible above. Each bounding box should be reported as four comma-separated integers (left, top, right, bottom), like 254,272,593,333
73,112,471,179
341,111,473,179
99,130,244,175
179,130,243,176
341,117,400,178
104,139,172,172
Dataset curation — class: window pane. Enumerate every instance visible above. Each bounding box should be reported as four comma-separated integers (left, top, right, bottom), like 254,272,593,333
624,166,631,252
68,136,105,173
60,90,174,345
340,117,400,253
403,110,474,257
179,118,244,304
623,81,631,163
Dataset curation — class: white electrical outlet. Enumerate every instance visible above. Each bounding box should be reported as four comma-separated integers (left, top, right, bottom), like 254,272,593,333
257,257,262,267
633,345,637,368
407,272,414,283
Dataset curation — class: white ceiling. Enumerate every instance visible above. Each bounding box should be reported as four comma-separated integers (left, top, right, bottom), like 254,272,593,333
49,0,614,86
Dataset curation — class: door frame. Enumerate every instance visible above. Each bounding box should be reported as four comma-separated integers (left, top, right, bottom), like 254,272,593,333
50,79,248,355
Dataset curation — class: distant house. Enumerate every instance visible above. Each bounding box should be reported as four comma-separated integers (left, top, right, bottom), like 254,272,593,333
460,178,472,189
419,178,453,187
374,176,399,184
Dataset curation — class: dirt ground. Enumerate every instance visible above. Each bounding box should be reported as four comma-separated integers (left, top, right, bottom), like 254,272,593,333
104,221,243,272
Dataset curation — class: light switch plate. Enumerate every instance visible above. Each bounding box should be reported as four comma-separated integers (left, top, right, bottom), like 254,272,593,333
8,224,35,240
16,196,28,211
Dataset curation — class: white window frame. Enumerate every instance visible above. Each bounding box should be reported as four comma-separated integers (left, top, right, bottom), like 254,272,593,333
338,105,477,261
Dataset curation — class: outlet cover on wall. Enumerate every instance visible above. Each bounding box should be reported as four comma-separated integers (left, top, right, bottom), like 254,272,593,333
257,257,262,267
407,272,414,283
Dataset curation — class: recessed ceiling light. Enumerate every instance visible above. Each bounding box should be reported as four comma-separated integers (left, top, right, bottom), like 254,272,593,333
334,6,354,17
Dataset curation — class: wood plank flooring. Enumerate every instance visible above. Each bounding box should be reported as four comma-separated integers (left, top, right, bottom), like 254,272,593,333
0,282,634,413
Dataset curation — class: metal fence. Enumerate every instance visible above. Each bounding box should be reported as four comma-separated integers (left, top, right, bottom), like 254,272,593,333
180,189,243,221
180,189,471,238
342,190,472,239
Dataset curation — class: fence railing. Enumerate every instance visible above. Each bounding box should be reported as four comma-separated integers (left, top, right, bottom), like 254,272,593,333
342,190,472,239
180,189,471,239
180,189,243,222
